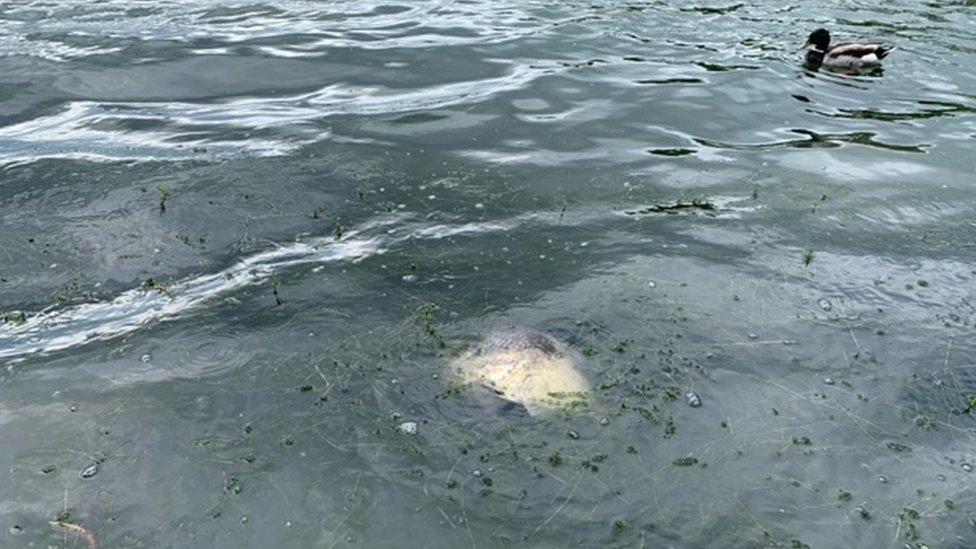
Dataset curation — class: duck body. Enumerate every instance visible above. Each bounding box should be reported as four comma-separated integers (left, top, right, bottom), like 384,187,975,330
803,29,893,69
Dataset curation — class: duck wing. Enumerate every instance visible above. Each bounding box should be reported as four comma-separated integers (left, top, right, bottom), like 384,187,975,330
825,43,893,65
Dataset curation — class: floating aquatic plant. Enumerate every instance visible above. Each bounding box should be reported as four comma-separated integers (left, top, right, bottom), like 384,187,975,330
802,249,815,266
625,198,718,216
2,311,27,325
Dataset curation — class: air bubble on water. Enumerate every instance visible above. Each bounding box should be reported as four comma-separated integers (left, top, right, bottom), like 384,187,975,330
474,203,485,209
686,392,702,407
402,274,418,282
647,281,657,288
962,463,973,472
824,378,835,385
472,469,483,477
140,354,151,363
817,298,832,311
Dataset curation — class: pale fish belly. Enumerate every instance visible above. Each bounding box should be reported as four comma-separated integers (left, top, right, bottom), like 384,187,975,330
454,330,590,413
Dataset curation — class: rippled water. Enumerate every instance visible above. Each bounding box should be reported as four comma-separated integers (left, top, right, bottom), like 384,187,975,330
2,1,976,547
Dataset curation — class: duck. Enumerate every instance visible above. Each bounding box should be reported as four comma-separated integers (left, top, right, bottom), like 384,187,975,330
802,28,893,69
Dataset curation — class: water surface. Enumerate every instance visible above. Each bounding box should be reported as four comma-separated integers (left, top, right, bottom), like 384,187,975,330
2,1,976,547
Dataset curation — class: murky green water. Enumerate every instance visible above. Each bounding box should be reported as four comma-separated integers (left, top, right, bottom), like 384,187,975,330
2,1,976,547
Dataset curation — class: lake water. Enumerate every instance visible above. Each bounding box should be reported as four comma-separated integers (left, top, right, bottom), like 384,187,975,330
2,1,976,547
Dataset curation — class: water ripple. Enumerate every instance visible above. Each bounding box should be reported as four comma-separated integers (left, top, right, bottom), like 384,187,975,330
0,63,552,163
0,0,553,59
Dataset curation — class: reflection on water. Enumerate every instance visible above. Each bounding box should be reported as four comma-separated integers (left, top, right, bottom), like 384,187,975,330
2,0,976,547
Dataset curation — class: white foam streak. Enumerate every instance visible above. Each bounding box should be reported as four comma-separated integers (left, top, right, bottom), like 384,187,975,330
0,215,512,359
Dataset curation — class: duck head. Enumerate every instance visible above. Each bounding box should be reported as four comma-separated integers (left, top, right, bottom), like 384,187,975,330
803,28,831,51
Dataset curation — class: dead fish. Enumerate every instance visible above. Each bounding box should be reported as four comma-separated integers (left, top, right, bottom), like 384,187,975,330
453,329,589,414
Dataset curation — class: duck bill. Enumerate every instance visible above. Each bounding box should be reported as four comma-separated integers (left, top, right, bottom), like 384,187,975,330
799,39,812,51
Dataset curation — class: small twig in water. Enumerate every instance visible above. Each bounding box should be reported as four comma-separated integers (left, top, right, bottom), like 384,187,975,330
50,520,100,549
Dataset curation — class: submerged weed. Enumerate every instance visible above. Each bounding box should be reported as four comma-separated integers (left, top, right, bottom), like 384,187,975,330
269,274,283,306
418,303,445,348
156,185,171,213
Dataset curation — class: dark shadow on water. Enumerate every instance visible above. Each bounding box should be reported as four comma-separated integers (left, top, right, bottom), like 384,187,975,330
695,128,928,153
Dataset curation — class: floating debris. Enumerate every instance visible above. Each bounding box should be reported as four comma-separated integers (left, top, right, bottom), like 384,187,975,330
824,378,835,385
817,298,832,311
885,441,912,453
673,457,698,467
685,392,702,407
962,463,973,472
398,421,419,435
50,520,99,549
625,198,717,216
80,463,99,479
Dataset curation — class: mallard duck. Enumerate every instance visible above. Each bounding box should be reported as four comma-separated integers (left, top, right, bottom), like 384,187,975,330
802,28,893,69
